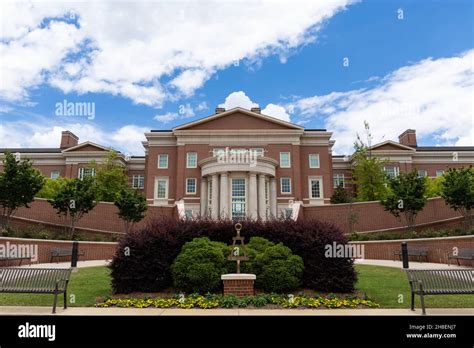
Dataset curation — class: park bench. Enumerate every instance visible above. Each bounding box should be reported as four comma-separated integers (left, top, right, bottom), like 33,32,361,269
448,248,474,266
0,256,30,266
0,267,72,313
50,247,84,263
405,269,474,315
393,246,428,262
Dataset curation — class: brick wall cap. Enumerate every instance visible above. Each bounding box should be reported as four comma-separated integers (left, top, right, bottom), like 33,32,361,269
349,235,474,244
221,273,256,280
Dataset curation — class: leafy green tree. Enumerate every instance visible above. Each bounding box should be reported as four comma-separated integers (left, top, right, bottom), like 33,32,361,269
48,177,97,238
114,188,148,233
382,170,427,231
330,184,352,204
352,122,388,201
425,176,444,198
0,152,45,227
92,151,129,202
441,166,474,229
36,177,69,199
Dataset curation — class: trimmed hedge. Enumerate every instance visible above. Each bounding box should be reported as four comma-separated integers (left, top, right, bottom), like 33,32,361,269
110,218,357,294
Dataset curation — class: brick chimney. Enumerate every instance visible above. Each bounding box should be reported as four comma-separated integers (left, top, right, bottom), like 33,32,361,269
60,131,79,149
250,107,261,114
215,107,226,114
398,129,417,147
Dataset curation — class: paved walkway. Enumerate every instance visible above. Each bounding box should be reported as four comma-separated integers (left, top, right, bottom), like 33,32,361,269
20,260,110,269
0,306,472,316
354,259,470,269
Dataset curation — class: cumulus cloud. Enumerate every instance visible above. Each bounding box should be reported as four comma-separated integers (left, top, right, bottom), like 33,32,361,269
293,50,474,154
0,0,355,106
262,104,291,122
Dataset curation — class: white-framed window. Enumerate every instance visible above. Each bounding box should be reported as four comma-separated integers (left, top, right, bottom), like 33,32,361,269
309,154,320,168
417,170,427,178
185,210,193,219
436,170,444,177
186,152,197,168
50,171,60,180
280,177,291,194
155,177,169,199
231,178,246,219
333,174,345,188
158,154,168,169
384,166,399,179
186,178,197,194
280,152,291,168
309,177,323,199
78,167,95,180
132,175,145,189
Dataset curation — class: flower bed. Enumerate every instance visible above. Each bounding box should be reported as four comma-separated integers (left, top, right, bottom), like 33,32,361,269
96,293,379,309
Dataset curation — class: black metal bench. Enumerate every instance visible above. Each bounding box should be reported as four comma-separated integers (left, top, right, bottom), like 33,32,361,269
50,248,84,263
0,256,30,266
405,269,474,315
448,248,474,266
0,267,72,313
394,246,428,262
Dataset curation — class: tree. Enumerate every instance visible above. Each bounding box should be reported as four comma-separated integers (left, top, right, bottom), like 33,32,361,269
330,184,352,204
48,177,97,238
0,152,45,227
425,176,444,198
114,188,148,233
36,177,69,199
441,166,474,229
352,121,388,201
92,151,129,202
382,170,427,231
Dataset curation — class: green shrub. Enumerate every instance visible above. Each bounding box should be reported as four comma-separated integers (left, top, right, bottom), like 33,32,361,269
171,237,228,293
253,243,304,293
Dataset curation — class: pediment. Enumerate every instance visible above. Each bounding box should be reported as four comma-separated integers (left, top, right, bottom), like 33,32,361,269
62,142,110,152
370,141,415,151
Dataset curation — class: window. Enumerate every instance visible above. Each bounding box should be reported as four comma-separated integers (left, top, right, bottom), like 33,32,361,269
384,166,399,179
132,175,145,189
309,154,320,168
186,178,197,194
417,170,427,178
280,152,291,168
231,178,246,219
333,174,345,188
280,177,291,194
309,178,322,198
185,210,193,219
436,170,444,177
50,171,60,180
78,167,95,180
155,178,168,199
187,152,197,168
158,154,168,169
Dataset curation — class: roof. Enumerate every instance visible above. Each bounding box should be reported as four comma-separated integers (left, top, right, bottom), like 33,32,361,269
414,146,474,151
150,129,172,132
0,148,62,153
305,128,327,132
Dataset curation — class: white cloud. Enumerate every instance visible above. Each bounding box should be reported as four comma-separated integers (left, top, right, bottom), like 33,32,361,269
0,0,356,106
294,50,474,154
262,104,290,122
154,112,179,124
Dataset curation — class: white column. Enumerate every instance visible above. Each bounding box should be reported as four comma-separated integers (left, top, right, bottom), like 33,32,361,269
219,172,229,219
248,173,258,220
269,177,277,219
258,174,266,221
200,177,208,217
211,174,219,220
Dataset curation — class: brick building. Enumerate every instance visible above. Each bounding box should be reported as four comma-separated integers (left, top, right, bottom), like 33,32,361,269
1,107,473,220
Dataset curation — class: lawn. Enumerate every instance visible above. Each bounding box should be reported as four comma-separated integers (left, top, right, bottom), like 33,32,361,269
0,264,472,309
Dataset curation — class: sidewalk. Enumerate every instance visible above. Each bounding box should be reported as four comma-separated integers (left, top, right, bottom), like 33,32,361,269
20,260,110,269
354,259,470,269
0,306,472,316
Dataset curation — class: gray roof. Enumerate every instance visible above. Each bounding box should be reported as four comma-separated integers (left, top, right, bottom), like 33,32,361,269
0,148,62,153
414,146,474,151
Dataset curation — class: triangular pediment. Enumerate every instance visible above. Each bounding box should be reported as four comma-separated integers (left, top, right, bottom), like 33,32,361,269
370,140,415,151
174,107,302,131
62,141,110,153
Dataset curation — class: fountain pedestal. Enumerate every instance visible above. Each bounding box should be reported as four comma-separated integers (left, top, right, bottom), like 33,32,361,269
221,273,256,297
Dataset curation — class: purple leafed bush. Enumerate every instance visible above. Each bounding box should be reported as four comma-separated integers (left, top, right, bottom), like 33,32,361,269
110,218,357,294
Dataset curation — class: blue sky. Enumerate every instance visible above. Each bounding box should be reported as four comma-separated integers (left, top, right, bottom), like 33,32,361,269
0,0,473,155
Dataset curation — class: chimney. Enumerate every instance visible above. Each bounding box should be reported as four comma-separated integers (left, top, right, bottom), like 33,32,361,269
215,107,225,114
250,107,261,114
60,131,79,149
398,129,417,147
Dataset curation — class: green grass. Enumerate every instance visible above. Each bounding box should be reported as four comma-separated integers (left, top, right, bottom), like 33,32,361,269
355,264,474,308
0,265,472,309
0,266,111,307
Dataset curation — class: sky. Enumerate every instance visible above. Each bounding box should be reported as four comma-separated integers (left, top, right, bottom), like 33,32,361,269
0,0,473,155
